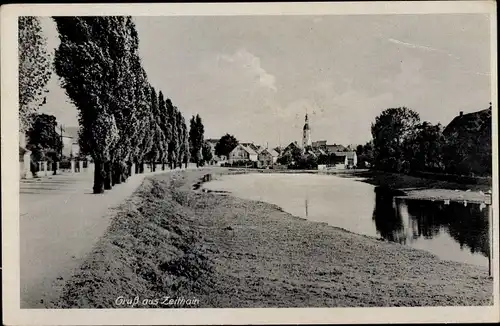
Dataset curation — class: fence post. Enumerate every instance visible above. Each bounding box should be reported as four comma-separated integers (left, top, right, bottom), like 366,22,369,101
79,160,83,173
70,160,75,173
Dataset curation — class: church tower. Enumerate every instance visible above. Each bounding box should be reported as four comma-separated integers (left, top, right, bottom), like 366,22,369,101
302,113,311,148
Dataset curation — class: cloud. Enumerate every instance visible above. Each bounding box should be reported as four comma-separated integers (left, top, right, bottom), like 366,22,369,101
217,48,277,92
388,38,461,60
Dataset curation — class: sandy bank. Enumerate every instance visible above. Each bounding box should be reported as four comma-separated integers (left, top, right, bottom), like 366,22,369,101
49,169,493,308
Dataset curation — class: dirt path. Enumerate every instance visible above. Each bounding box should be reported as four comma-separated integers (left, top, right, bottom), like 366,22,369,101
20,170,170,308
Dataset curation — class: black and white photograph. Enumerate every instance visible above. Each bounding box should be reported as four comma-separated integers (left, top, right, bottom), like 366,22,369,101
2,1,498,325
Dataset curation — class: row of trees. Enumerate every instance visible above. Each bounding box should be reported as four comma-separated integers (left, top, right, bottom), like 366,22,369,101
370,107,491,176
51,17,205,193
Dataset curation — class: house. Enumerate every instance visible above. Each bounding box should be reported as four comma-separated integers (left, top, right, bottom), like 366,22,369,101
310,147,327,157
210,155,227,166
443,107,492,136
330,151,358,169
56,126,80,158
257,148,279,167
282,141,300,156
325,144,346,153
442,105,492,175
311,140,327,149
241,142,262,153
229,144,258,163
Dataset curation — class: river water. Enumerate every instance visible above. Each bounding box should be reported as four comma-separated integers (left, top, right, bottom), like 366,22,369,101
203,173,491,267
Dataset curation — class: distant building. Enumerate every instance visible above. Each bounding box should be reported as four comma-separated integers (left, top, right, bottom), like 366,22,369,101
442,105,492,175
258,148,279,167
240,142,262,153
311,140,327,149
443,107,492,137
229,143,258,163
282,141,300,156
325,144,346,153
330,151,357,169
56,126,80,158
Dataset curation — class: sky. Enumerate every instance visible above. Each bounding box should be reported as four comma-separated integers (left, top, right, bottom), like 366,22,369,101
39,14,491,148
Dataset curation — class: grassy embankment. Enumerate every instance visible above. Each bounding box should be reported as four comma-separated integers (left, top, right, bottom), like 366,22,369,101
49,168,492,308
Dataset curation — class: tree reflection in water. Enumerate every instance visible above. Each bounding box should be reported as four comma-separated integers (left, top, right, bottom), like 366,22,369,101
372,187,490,258
372,187,407,244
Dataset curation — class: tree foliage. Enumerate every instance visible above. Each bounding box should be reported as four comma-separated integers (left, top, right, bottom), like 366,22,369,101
215,134,239,159
371,107,420,172
403,122,445,172
19,16,52,133
369,105,491,176
355,141,374,168
189,114,205,166
202,141,213,165
26,113,63,162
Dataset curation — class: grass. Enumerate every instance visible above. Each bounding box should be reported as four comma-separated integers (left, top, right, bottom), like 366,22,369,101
49,169,493,308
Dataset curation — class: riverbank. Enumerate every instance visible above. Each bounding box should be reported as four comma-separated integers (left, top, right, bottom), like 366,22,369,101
49,168,492,308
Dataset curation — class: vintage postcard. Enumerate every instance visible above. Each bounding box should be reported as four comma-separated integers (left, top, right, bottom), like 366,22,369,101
1,1,499,325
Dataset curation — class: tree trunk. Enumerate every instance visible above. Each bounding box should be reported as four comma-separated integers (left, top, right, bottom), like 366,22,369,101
93,160,104,194
111,164,116,186
104,161,112,190
162,162,165,171
52,162,57,175
185,161,187,169
113,162,122,185
134,160,140,174
128,161,133,178
120,163,127,183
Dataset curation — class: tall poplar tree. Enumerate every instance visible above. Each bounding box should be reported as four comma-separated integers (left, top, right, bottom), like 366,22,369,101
158,91,169,170
167,100,177,169
54,17,120,193
19,16,52,133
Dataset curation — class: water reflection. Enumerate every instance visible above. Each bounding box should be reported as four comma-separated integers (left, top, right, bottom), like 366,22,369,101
373,187,491,264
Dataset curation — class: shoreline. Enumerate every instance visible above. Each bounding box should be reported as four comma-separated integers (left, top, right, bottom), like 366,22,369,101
49,168,493,308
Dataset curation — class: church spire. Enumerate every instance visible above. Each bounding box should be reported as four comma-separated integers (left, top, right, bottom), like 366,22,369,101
302,111,311,148
303,113,310,131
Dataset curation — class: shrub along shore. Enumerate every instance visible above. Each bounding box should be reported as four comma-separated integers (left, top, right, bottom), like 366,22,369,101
50,169,492,308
